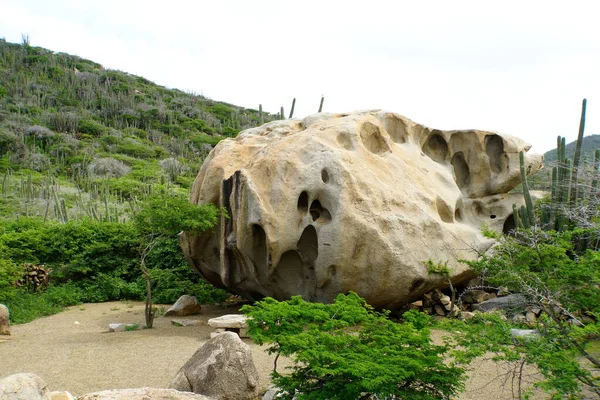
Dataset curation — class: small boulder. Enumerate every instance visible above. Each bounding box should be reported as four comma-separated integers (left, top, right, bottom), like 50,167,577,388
0,304,10,335
170,331,259,400
78,387,213,399
0,373,51,400
208,314,249,338
50,391,75,400
165,295,202,317
471,294,527,313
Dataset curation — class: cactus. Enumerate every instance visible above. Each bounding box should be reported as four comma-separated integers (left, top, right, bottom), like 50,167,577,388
259,104,264,124
569,99,587,210
592,149,600,194
280,106,285,120
318,96,324,113
519,151,535,226
289,98,296,119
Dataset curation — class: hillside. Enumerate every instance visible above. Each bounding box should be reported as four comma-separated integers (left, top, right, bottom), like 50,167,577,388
0,39,279,221
543,134,600,164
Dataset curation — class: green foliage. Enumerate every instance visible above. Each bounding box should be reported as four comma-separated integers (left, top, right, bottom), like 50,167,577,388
78,119,106,136
0,284,82,324
457,229,600,397
134,194,219,236
242,293,465,400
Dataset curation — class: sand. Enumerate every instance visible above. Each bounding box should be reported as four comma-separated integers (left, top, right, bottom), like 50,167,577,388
0,301,544,399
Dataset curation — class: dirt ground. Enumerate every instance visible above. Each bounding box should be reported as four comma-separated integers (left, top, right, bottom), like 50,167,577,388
0,301,544,399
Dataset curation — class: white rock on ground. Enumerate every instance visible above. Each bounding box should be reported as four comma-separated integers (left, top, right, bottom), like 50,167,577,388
170,331,259,400
49,391,75,400
181,110,543,309
0,372,51,400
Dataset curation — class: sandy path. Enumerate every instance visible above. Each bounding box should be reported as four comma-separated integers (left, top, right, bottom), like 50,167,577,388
0,301,544,399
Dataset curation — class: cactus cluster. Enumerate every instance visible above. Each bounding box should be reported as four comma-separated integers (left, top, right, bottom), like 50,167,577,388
514,99,600,250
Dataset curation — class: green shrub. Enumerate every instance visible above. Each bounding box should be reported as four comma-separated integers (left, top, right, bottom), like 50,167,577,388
242,293,465,400
78,119,106,136
0,284,82,324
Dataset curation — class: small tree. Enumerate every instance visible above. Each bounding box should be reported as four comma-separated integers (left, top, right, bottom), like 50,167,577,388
134,194,219,328
242,292,466,400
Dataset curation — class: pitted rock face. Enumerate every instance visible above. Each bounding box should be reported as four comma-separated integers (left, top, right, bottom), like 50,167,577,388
180,110,543,309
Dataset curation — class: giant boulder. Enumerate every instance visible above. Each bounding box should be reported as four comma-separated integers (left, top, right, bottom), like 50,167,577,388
180,110,542,309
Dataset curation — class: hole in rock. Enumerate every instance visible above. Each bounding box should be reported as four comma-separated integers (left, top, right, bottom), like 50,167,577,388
490,214,497,219
297,225,318,263
409,278,425,292
485,134,505,174
337,133,354,151
423,132,448,164
321,169,329,183
359,122,391,155
225,327,240,334
436,198,454,223
382,114,408,144
503,214,516,235
252,225,267,273
451,152,470,188
455,208,463,222
309,200,332,222
297,191,308,213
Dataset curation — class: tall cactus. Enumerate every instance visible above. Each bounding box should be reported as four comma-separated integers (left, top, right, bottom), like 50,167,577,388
519,151,535,227
318,96,324,113
569,98,587,210
289,98,296,119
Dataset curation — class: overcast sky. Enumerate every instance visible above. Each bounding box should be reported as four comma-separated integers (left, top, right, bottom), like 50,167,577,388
1,0,599,153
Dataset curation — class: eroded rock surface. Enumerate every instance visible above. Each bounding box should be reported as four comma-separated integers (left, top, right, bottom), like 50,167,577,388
180,110,542,309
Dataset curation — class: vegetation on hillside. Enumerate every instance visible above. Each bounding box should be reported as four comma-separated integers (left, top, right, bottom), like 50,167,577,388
0,39,284,322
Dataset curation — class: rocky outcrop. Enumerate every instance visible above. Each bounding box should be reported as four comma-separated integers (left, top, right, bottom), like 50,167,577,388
181,110,543,309
0,373,51,400
78,387,213,399
170,332,259,400
165,295,202,317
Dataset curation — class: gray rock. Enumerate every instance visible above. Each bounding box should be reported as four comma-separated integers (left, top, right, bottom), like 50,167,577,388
170,331,259,400
165,295,202,317
471,294,527,313
78,387,213,399
0,304,10,335
0,373,51,400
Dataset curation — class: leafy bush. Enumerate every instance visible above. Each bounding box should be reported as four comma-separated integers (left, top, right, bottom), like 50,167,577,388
78,119,107,136
242,293,465,400
0,284,82,324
